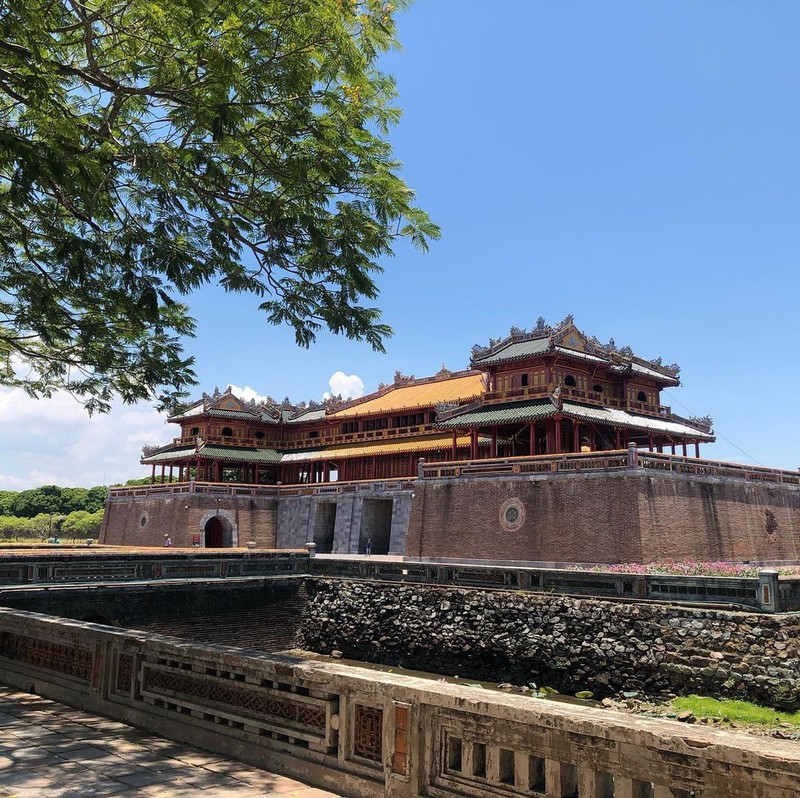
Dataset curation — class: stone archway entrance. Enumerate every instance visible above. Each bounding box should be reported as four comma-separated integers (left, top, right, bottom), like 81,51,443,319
204,515,233,548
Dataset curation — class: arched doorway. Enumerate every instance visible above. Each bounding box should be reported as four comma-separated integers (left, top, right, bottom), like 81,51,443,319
204,515,233,548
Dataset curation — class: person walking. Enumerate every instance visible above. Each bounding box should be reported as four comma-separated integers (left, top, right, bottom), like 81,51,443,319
163,534,172,547
365,538,372,556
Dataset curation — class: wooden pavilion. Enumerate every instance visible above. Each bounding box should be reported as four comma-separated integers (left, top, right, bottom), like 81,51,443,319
141,319,714,484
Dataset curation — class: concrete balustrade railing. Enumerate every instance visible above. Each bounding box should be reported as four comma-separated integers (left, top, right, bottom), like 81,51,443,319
310,559,798,613
0,607,797,798
106,477,415,499
0,550,309,586
1,551,798,612
419,449,800,485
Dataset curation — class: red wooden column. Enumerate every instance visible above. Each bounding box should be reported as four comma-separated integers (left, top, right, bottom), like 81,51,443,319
470,429,478,459
160,464,165,484
529,423,536,456
682,441,688,457
648,434,654,452
215,460,221,482
451,430,458,460
491,427,497,458
657,438,663,454
151,464,156,484
323,462,329,482
671,441,676,455
695,440,700,458
615,429,620,449
554,419,562,454
572,421,580,453
196,458,201,481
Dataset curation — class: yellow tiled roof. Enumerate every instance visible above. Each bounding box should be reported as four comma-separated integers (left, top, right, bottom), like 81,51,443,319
331,373,484,418
281,434,482,463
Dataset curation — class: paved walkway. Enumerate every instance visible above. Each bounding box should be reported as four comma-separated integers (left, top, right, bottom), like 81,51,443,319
0,686,342,797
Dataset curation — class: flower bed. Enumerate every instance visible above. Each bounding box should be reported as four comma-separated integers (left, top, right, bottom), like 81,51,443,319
574,561,800,578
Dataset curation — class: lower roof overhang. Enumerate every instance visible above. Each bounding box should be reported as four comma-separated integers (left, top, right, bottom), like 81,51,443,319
436,398,714,441
141,445,282,465
142,435,490,467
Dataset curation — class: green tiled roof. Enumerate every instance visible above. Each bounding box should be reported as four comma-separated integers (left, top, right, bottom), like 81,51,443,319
437,398,713,440
141,446,195,464
280,447,327,463
142,445,282,464
168,403,204,421
473,337,551,365
626,362,680,385
552,346,608,364
284,407,327,423
561,402,714,439
436,400,557,428
206,409,262,420
197,445,283,463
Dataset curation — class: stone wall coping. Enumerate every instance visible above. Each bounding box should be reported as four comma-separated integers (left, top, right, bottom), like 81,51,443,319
421,465,800,490
0,548,307,561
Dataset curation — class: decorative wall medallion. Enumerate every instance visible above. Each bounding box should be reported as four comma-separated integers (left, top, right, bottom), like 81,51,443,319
499,498,525,531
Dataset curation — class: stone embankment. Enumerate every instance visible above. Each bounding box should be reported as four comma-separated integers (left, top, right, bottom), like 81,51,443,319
299,580,800,708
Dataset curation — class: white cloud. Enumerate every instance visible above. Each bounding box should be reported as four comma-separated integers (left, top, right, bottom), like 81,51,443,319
323,371,365,401
0,385,170,489
225,384,271,404
0,373,368,491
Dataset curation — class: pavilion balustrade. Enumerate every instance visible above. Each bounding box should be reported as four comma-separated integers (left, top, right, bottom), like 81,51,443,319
481,385,672,417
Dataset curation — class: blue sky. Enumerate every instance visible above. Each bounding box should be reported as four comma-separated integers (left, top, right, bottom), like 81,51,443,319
3,1,799,488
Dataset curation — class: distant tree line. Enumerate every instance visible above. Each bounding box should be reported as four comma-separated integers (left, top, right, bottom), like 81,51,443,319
0,484,111,542
0,479,174,541
0,485,107,518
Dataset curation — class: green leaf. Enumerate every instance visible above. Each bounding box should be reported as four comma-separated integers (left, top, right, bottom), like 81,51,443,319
0,0,435,412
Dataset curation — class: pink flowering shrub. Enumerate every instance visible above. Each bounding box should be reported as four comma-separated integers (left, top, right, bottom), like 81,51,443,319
573,561,800,578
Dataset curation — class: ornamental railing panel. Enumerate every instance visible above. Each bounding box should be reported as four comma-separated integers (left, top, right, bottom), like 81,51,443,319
140,662,333,746
0,609,797,798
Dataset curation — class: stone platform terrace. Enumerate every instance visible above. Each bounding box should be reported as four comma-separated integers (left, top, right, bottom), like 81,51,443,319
0,685,340,798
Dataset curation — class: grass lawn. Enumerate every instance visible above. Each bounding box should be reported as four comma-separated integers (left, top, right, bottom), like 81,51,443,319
672,695,800,727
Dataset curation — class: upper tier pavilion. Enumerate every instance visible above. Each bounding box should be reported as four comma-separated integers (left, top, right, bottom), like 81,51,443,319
141,318,714,484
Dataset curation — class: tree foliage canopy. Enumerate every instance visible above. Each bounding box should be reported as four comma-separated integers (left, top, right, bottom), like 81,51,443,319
3,483,107,517
0,0,438,412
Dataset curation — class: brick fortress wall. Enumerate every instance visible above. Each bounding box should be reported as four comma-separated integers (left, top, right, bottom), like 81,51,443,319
102,488,414,554
101,493,278,548
406,468,800,563
102,468,800,562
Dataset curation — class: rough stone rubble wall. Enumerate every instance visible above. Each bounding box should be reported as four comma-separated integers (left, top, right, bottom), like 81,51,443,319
299,579,800,708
